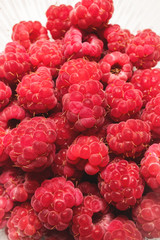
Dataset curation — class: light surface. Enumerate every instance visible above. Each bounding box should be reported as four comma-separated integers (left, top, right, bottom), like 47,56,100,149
0,0,160,239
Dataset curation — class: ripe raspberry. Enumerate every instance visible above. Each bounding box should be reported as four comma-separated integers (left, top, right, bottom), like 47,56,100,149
131,68,160,106
70,0,114,30
62,80,106,131
7,202,44,240
0,126,10,166
3,116,57,172
31,177,83,231
126,29,160,69
29,40,64,76
141,93,160,138
105,79,143,121
67,135,109,175
63,27,103,60
132,192,160,239
98,158,144,211
0,42,30,84
0,81,12,110
99,51,133,84
11,20,49,50
46,4,73,39
106,119,151,157
52,149,82,180
56,58,102,97
102,24,133,53
104,216,143,240
16,67,57,114
0,101,27,129
140,143,160,192
71,194,113,240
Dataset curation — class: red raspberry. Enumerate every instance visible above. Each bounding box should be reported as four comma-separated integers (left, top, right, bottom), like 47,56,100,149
102,24,133,53
140,143,160,192
46,4,73,39
0,101,27,129
56,58,102,97
131,68,160,106
29,40,64,76
62,80,106,131
3,116,57,172
31,177,83,231
141,93,160,139
106,119,151,157
70,0,114,30
71,194,113,240
104,216,143,240
0,42,30,85
63,27,103,60
67,135,109,175
0,81,12,110
0,126,9,167
0,184,13,229
16,67,57,114
7,202,44,240
11,20,49,50
98,158,144,211
99,51,133,84
126,29,160,69
132,192,160,239
105,79,143,121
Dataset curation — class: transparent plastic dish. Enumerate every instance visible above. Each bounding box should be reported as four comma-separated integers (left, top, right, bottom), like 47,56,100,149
0,0,160,239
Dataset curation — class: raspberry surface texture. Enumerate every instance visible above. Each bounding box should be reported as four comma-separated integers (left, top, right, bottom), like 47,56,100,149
0,81,12,110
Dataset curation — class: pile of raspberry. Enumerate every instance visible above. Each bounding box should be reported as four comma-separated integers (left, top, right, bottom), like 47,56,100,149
0,0,160,239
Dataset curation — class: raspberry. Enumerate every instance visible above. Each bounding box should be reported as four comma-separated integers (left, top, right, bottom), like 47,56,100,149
3,116,57,172
102,24,133,53
56,58,102,97
105,79,143,121
52,149,82,180
141,93,160,138
0,81,12,110
31,177,83,231
99,51,133,84
140,143,160,192
63,27,103,60
16,67,57,114
11,20,49,50
104,216,143,240
98,158,144,211
67,135,109,175
126,29,160,69
0,126,9,166
0,42,30,85
106,119,151,157
70,0,114,30
0,101,27,129
7,202,44,240
131,68,160,106
132,192,160,239
62,80,106,131
29,40,64,76
71,194,113,240
46,4,73,39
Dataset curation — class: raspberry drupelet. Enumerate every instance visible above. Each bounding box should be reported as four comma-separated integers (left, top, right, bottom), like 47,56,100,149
140,143,160,192
62,80,106,132
106,119,151,157
16,67,57,114
132,192,160,239
31,177,83,231
46,4,73,39
70,0,114,30
7,202,44,240
99,51,133,84
0,81,12,110
67,135,109,175
3,116,57,172
98,158,144,211
105,79,143,122
126,29,160,69
11,20,49,50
